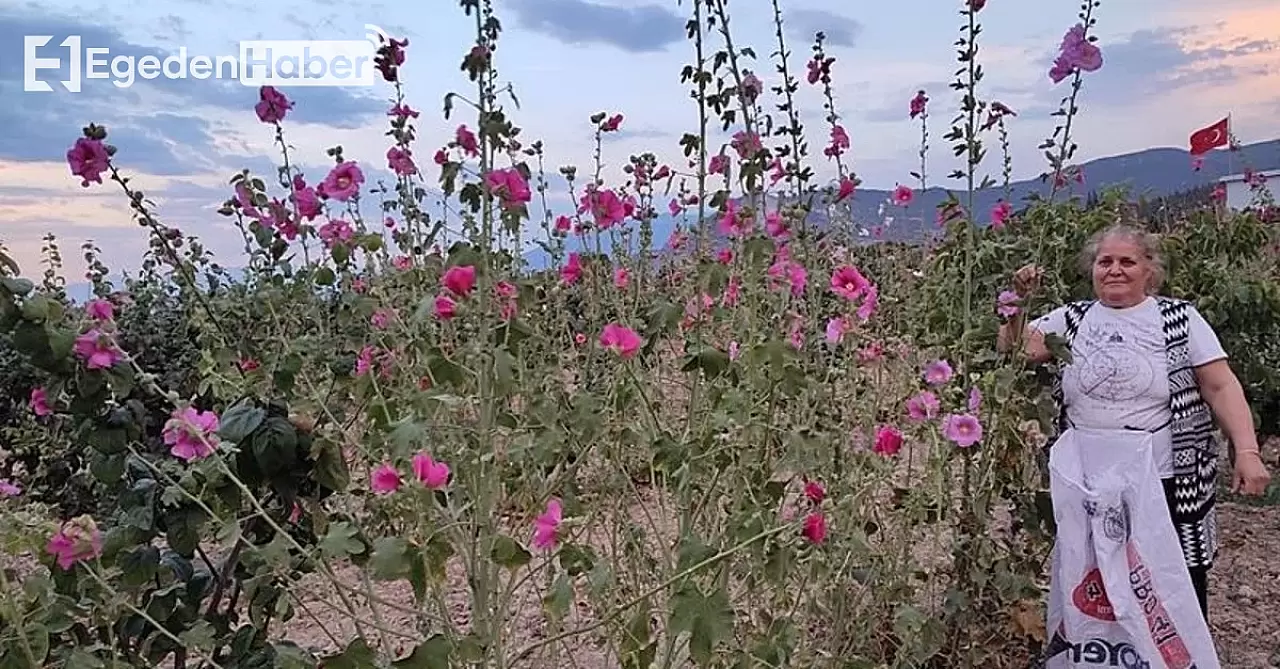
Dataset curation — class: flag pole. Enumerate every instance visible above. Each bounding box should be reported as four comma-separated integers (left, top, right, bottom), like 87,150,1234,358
1226,112,1234,176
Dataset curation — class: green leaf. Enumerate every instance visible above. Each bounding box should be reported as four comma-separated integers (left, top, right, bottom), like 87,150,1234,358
391,635,452,669
542,572,573,620
314,267,336,286
219,402,266,443
0,277,34,295
89,452,126,484
668,583,733,666
321,637,378,669
272,642,318,669
489,535,531,570
312,438,350,492
320,522,366,560
370,537,412,581
680,347,731,379
117,545,160,588
251,416,298,476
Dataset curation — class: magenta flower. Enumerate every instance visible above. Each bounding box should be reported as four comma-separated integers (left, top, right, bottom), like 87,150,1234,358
254,85,293,123
320,161,364,201
532,498,563,550
66,137,110,187
73,330,122,370
922,359,954,386
29,387,52,416
162,407,220,461
371,464,402,494
599,323,642,359
412,452,450,490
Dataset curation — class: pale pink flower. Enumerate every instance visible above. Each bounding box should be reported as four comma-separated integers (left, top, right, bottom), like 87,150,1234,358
85,298,114,321
906,391,941,421
162,406,220,461
942,413,983,447
46,515,103,570
73,330,122,369
29,388,52,416
922,359,953,386
968,387,983,411
997,290,1021,317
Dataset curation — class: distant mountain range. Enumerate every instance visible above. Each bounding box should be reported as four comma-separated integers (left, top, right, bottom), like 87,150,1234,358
59,139,1279,300
522,138,1280,269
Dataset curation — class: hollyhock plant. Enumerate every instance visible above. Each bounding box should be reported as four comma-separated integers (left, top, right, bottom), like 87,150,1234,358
561,253,583,284
73,330,122,370
46,515,103,570
163,406,220,461
991,201,1013,228
532,498,563,550
830,265,871,301
906,391,941,421
29,387,52,416
891,184,913,206
434,295,457,320
412,453,450,489
873,426,903,457
803,480,826,503
802,512,827,544
0,479,20,497
909,90,928,119
85,298,114,321
254,85,293,123
942,414,984,448
599,323,642,358
1049,24,1103,84
442,265,477,298
67,137,110,187
486,168,532,209
371,464,402,494
922,359,953,385
387,146,416,175
319,161,364,201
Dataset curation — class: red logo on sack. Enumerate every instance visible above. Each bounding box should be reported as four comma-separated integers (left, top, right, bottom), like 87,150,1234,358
1072,568,1116,621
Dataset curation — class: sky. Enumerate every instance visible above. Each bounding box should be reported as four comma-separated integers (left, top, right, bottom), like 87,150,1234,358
2,0,1279,281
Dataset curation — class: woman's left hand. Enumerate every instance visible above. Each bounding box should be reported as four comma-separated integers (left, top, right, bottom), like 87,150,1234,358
1232,451,1272,496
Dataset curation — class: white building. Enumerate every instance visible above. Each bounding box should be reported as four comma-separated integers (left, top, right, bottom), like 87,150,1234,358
1218,169,1280,211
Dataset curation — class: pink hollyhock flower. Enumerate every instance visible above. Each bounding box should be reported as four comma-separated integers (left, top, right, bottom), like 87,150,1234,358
997,290,1021,318
318,219,354,248
85,298,114,321
320,161,364,201
942,413,984,447
0,479,21,497
290,176,322,221
825,317,850,345
486,168,532,209
73,330,122,370
579,187,627,229
836,176,855,202
442,265,476,298
371,308,395,329
765,211,788,238
1049,24,1103,84
668,199,683,216
731,130,762,159
412,452,450,489
532,498,563,550
434,295,457,320
708,154,729,175
613,268,629,288
599,323,642,358
856,285,879,321
601,113,623,131
830,265,871,301
740,72,762,100
991,201,1013,229
922,359,953,385
561,253,582,284
553,215,572,234
873,425,903,456
46,515,103,570
389,103,419,118
802,512,827,544
906,391,941,421
892,184,914,206
825,125,850,159
29,387,52,416
909,90,928,119
455,125,479,156
968,387,983,411
67,137,110,187
371,463,402,494
162,406,220,461
717,200,751,237
387,146,416,176
254,85,293,123
392,256,412,270
803,480,825,503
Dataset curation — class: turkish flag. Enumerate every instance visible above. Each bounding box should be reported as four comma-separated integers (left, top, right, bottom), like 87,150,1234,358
1189,117,1229,155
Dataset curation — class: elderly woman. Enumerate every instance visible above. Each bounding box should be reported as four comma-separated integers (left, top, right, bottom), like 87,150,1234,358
997,222,1270,621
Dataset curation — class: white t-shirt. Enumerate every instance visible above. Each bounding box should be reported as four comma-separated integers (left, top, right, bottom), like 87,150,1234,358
1030,296,1226,476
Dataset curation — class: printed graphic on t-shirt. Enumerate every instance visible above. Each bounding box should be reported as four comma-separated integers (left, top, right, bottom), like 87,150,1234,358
1072,325,1160,403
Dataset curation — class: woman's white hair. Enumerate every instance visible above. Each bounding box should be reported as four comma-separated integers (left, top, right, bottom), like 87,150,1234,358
1078,223,1166,294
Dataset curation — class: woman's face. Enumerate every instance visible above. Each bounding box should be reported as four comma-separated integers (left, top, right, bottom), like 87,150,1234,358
1091,236,1152,307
